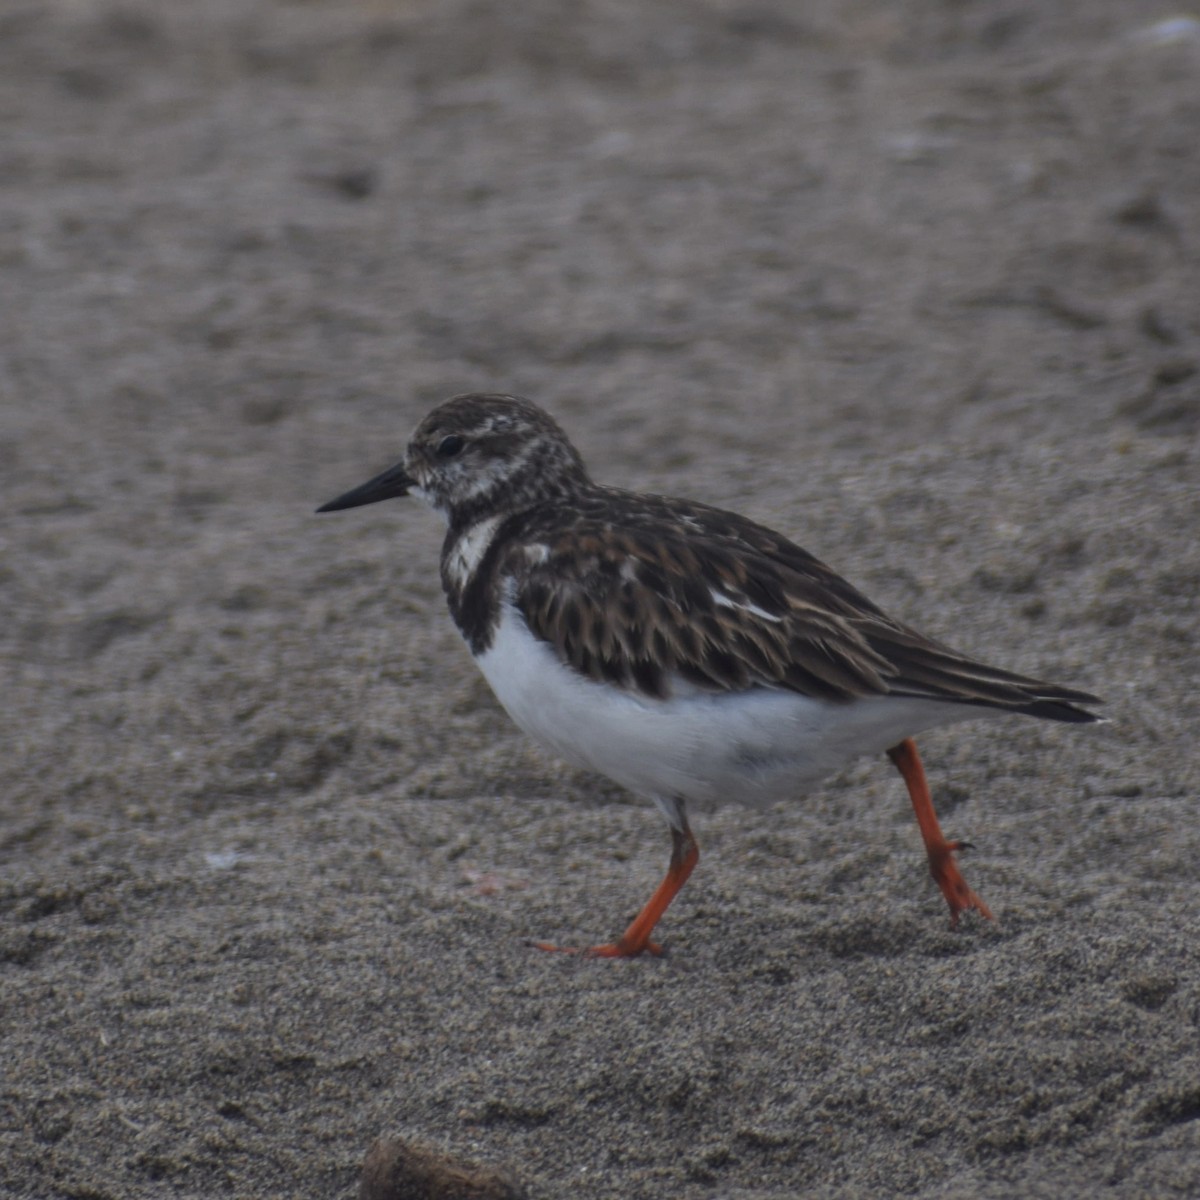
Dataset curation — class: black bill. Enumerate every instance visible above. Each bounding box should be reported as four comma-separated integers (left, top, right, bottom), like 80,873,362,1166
316,460,414,512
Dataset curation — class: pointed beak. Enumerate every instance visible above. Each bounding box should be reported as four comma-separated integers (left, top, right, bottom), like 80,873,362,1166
316,459,414,513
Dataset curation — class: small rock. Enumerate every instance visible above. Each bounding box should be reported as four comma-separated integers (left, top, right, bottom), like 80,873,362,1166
360,1137,527,1200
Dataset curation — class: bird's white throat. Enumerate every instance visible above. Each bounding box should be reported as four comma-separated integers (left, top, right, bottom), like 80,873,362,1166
444,513,505,592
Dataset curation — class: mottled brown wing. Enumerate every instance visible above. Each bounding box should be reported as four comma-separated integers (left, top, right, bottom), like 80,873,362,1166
508,492,1101,718
508,518,897,702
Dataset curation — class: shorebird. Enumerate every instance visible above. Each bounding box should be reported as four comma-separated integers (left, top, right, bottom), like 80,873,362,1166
318,394,1101,957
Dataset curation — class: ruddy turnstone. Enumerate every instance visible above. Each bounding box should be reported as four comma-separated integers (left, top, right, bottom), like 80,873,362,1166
318,394,1101,957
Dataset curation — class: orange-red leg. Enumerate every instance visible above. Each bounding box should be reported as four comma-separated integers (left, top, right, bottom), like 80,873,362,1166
534,822,699,958
887,737,993,927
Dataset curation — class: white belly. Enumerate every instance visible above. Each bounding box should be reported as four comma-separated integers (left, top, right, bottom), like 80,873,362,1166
473,603,981,812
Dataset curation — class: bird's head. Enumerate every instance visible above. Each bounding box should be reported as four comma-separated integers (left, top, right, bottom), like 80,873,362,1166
317,393,589,524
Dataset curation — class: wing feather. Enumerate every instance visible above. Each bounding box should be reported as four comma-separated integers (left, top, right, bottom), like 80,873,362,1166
502,491,1101,719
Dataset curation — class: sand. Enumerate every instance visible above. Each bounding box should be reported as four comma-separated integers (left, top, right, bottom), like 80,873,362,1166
2,2,1199,1196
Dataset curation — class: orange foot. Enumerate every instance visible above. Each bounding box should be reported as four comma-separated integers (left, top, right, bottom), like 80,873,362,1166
530,937,665,959
887,737,995,928
530,823,699,959
925,835,994,927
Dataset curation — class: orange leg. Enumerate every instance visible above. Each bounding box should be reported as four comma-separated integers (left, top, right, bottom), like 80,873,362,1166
534,822,700,958
887,737,993,927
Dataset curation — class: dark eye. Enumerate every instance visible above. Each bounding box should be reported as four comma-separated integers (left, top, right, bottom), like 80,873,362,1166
436,434,465,459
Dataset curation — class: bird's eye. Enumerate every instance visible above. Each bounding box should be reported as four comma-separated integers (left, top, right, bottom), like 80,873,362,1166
436,434,465,459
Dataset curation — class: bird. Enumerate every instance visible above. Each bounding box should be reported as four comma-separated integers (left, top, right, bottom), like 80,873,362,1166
317,393,1101,958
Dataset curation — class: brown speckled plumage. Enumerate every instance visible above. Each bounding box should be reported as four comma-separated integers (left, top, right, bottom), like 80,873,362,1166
496,490,1099,718
384,394,1098,721
318,393,1102,953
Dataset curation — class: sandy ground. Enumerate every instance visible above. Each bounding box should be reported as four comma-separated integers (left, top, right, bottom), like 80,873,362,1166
2,2,1199,1197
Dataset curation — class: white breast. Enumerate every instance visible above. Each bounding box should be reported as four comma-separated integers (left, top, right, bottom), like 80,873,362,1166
473,601,982,813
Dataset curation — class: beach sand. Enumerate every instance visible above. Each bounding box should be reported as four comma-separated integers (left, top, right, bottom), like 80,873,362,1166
2,2,1198,1196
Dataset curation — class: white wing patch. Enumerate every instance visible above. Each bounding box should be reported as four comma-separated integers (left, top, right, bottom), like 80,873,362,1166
711,589,784,623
